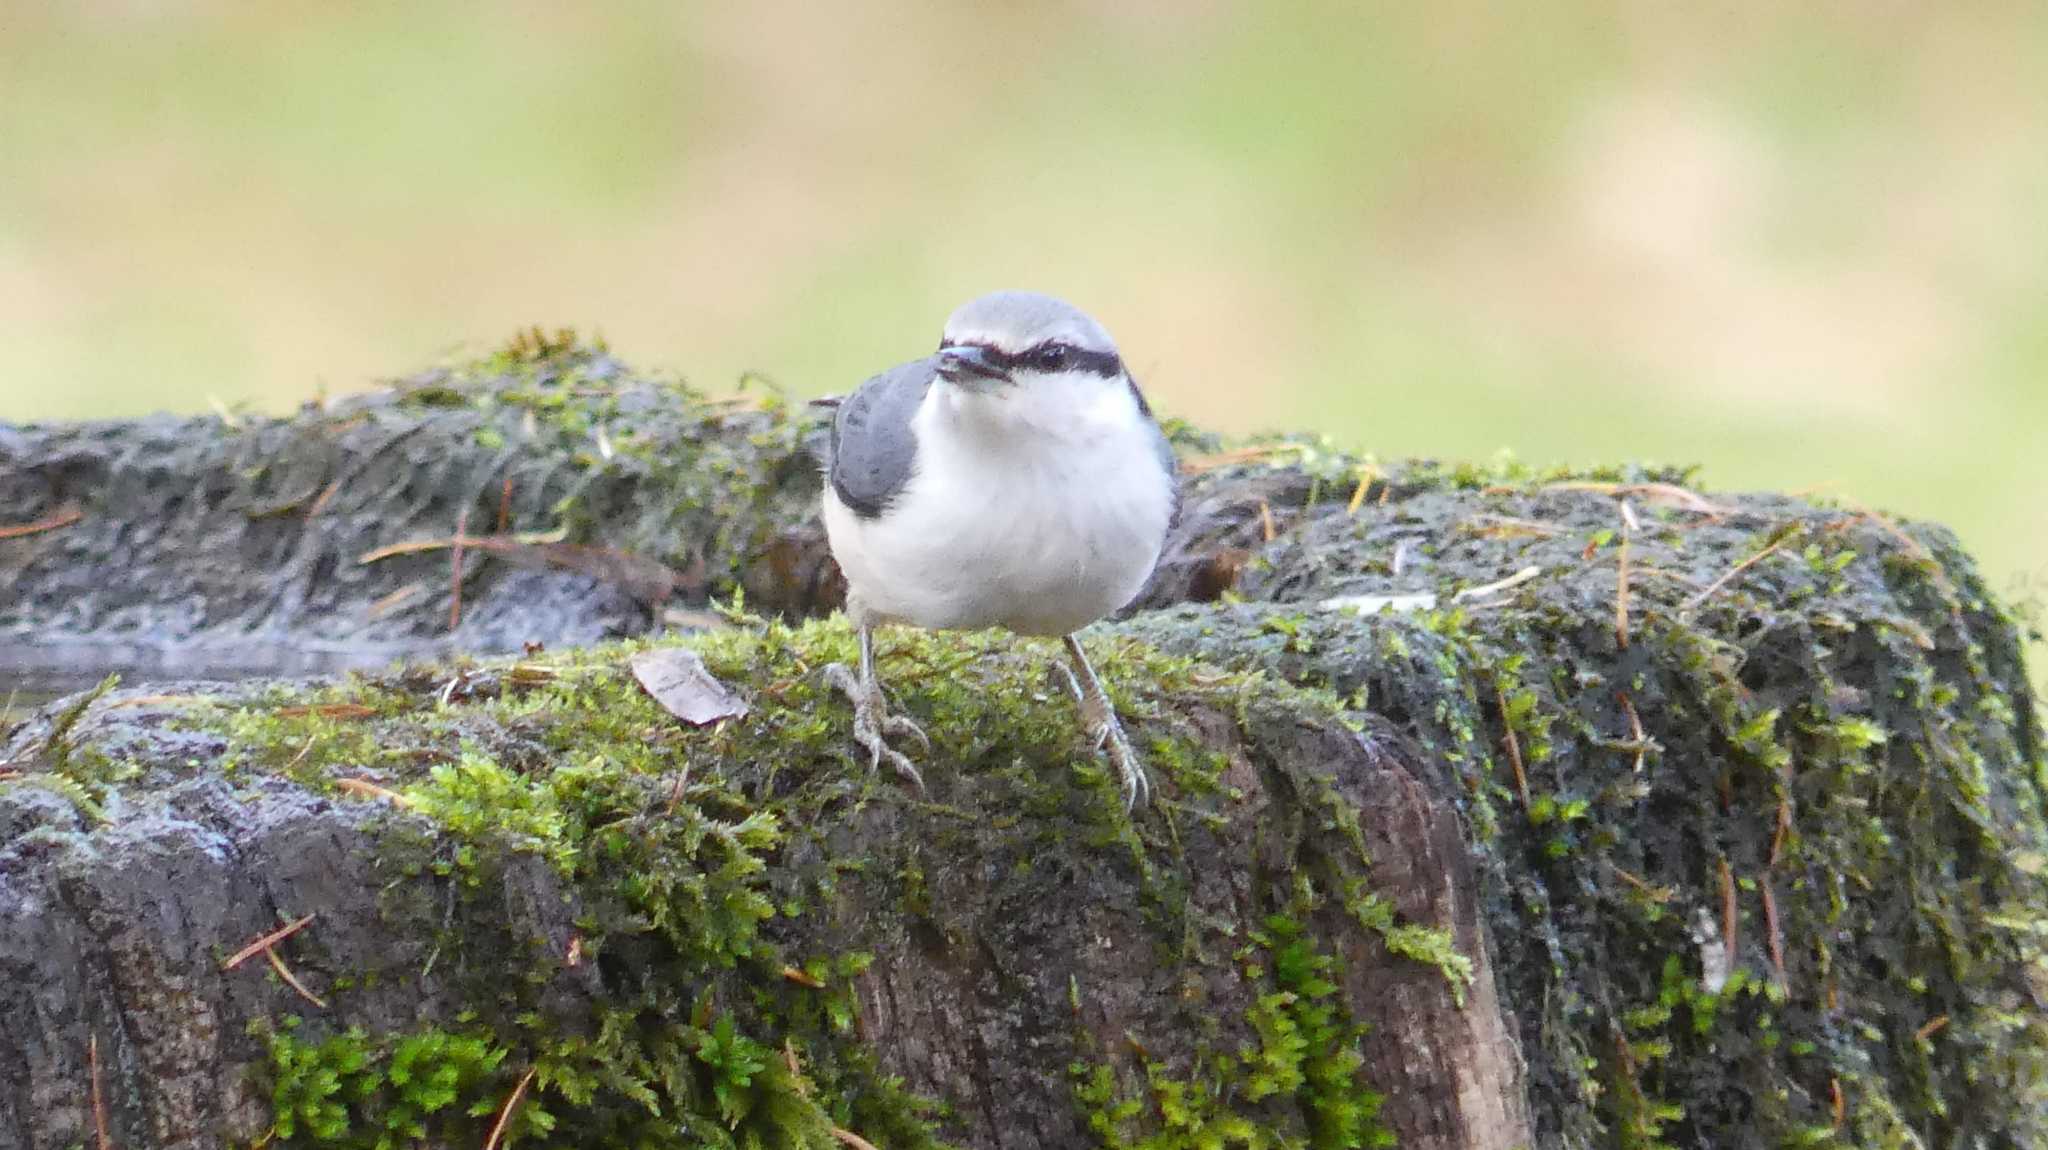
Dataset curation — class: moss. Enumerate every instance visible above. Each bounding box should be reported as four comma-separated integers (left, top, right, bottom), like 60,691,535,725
197,620,943,1146
262,1018,523,1148
1067,909,1393,1150
0,672,128,822
177,596,1472,1148
39,354,2025,1144
403,747,576,877
1120,470,2048,1146
1340,882,1473,1005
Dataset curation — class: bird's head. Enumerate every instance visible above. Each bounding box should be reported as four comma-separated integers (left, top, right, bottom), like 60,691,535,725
932,291,1129,409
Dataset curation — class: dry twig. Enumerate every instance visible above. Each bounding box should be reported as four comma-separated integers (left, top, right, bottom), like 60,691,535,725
358,525,564,563
265,948,327,1009
224,914,318,970
1460,514,1566,539
483,1066,539,1150
360,530,683,606
449,508,470,631
784,1040,807,1092
0,505,83,541
665,763,693,817
1546,481,1731,517
1684,534,1794,612
1177,444,1301,475
781,965,826,989
1346,466,1378,515
1631,565,1707,590
334,778,412,807
1838,498,1931,562
1769,796,1792,868
1614,523,1632,650
1607,863,1673,902
1454,565,1542,603
104,695,202,711
91,1033,111,1150
305,480,342,519
1617,692,1647,774
366,582,428,620
1495,684,1531,811
1718,859,1739,976
1761,880,1786,988
273,703,376,720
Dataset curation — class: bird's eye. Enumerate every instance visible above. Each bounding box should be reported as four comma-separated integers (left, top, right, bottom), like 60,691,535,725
1034,344,1069,370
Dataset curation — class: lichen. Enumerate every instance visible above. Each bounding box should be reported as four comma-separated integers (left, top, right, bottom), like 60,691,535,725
1120,458,2048,1147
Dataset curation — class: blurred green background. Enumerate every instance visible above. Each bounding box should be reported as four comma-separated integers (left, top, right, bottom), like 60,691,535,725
2,3,2044,635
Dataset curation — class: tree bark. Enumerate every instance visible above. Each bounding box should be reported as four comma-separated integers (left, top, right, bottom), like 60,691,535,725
1,343,2041,1148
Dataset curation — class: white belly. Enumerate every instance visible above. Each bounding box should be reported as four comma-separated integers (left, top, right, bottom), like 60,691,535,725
823,390,1175,637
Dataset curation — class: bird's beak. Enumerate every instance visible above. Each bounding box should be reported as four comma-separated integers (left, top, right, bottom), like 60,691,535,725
935,344,1011,389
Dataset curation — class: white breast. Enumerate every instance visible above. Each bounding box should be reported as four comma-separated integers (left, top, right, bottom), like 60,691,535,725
823,374,1175,637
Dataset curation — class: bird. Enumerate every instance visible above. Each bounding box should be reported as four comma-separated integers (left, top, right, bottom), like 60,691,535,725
814,291,1179,810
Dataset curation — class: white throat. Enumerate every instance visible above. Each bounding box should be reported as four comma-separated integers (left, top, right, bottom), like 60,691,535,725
925,371,1142,449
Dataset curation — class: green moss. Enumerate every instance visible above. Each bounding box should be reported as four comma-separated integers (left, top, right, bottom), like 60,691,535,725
192,620,948,1146
1340,881,1473,1005
183,601,1463,1148
1068,912,1392,1150
403,746,575,877
259,1008,863,1150
262,1019,524,1148
1121,473,2048,1146
22,336,2040,1143
156,416,2044,1146
0,673,129,822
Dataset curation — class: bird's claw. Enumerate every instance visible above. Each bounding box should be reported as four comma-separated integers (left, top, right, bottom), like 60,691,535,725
1052,663,1085,706
1057,664,1150,811
824,662,927,792
1096,715,1151,812
883,712,932,753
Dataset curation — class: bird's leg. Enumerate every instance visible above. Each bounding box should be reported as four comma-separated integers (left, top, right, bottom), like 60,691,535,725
1059,635,1151,811
824,624,930,791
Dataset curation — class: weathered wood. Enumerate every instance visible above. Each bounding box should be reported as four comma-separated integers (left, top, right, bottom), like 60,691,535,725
0,347,829,680
1,342,2041,1148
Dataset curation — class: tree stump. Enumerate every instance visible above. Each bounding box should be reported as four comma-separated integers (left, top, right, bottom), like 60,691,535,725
1,340,2041,1149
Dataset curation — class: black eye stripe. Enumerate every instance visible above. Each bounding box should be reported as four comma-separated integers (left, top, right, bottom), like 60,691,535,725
1060,347,1123,377
935,338,1123,378
971,341,1120,378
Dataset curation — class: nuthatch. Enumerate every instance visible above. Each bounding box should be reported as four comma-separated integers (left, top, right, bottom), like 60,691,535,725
816,291,1178,809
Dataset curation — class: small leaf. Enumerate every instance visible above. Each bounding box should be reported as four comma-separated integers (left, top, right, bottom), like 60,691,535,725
630,648,750,726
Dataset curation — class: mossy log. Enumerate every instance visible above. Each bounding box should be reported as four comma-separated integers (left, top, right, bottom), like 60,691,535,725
1,340,2043,1149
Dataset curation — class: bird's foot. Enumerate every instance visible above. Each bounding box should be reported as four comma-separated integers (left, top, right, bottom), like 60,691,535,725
1056,665,1151,812
823,662,930,792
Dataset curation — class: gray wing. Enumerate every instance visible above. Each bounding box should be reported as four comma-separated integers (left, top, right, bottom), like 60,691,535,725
827,357,935,519
1130,377,1183,530
1152,423,1183,530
